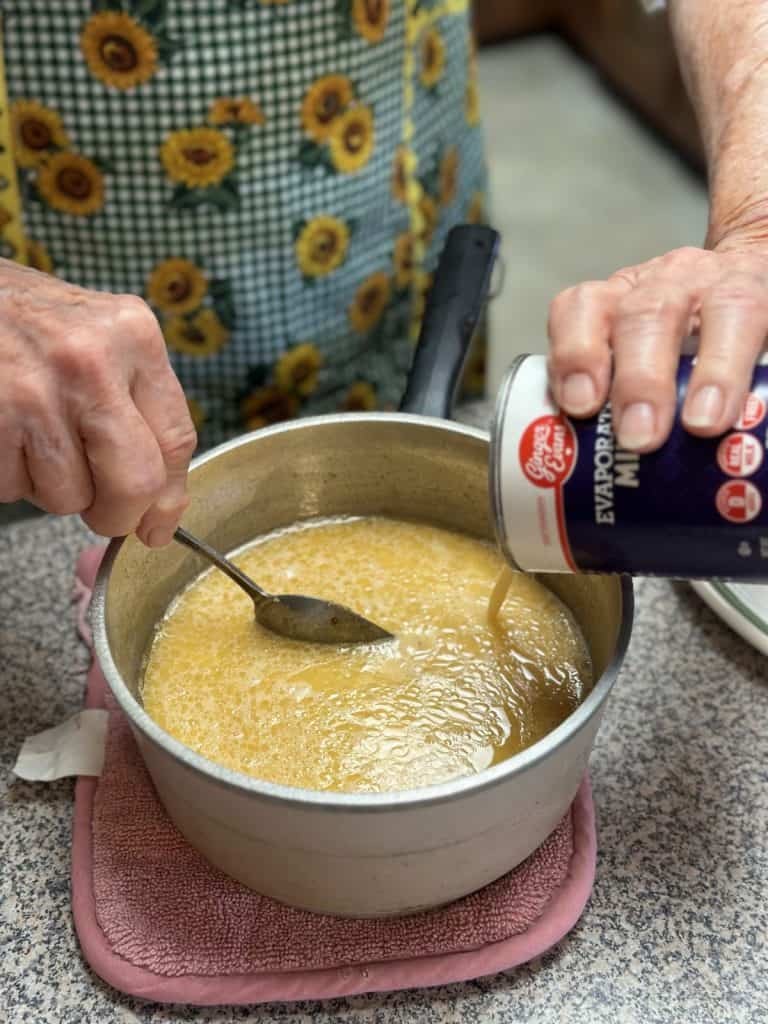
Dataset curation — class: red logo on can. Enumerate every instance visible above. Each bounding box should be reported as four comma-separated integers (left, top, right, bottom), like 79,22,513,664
716,480,762,523
717,432,764,478
736,392,766,430
519,414,577,489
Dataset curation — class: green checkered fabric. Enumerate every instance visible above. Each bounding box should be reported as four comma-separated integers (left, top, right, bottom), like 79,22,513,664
3,0,487,447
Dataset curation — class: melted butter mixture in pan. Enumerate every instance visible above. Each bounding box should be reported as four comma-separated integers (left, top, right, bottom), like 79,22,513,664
142,518,592,793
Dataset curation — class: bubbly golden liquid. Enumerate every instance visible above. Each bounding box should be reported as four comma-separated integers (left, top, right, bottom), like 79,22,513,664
142,518,592,793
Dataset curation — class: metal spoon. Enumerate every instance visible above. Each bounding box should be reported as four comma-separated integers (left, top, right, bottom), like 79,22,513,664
173,526,393,645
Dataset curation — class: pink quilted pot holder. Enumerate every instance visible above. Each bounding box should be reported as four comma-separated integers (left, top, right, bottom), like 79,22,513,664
71,546,597,1005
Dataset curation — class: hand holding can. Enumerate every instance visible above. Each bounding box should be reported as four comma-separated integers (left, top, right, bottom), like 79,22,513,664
546,247,768,454
492,355,768,580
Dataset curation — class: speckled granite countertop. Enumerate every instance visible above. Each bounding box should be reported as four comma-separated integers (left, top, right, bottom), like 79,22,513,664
2,409,768,1023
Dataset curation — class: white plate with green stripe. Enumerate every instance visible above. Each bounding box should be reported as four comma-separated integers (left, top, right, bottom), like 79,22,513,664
691,582,768,656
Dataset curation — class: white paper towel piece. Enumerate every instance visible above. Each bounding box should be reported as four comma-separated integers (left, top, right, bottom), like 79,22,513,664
13,710,109,781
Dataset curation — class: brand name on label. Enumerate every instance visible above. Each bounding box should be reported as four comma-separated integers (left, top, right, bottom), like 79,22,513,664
520,415,577,488
592,405,640,524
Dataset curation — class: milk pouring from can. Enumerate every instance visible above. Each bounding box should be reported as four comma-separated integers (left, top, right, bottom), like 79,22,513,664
491,354,768,579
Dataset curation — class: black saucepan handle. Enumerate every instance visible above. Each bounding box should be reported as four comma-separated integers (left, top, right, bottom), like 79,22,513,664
399,224,500,418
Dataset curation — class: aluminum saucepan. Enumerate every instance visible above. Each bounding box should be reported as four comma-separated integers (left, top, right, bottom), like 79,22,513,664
92,227,633,916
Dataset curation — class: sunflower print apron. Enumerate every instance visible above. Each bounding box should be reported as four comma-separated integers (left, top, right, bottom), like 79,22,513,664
0,0,488,448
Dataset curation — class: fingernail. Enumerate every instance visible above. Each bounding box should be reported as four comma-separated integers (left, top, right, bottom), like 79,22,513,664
684,385,724,429
561,373,597,414
147,527,174,548
618,402,656,450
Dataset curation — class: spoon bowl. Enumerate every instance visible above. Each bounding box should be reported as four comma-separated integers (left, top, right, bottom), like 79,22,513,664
173,526,393,645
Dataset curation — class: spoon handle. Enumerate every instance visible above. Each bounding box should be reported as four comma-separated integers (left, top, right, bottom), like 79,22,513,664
173,527,272,608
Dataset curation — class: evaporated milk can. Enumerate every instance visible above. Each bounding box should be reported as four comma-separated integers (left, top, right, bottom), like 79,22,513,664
491,354,768,578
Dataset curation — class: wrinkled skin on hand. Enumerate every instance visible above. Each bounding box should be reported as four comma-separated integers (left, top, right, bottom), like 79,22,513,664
0,259,196,546
547,244,768,452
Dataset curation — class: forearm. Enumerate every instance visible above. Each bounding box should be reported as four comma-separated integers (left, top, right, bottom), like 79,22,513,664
670,0,768,248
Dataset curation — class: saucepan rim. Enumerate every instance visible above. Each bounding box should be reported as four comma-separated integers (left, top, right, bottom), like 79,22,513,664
92,410,634,814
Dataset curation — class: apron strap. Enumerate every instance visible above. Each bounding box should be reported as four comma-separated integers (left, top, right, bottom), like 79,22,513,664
0,13,28,265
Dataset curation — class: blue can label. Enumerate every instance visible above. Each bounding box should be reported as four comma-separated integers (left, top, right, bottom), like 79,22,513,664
494,354,768,578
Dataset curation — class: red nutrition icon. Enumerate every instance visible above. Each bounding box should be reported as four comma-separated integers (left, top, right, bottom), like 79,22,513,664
717,432,764,478
735,392,766,431
716,480,762,524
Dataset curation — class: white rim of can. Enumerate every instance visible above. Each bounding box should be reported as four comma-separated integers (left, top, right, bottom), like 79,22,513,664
490,354,576,574
490,356,525,572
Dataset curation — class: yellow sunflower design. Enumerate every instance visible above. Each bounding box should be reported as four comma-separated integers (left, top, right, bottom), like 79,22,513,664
162,93,265,211
391,146,409,204
0,209,15,261
208,96,266,126
298,76,374,175
80,12,156,90
275,343,323,397
37,153,105,217
161,127,243,211
294,216,351,280
420,27,446,90
241,387,299,431
80,4,182,91
10,100,69,168
341,381,377,411
146,259,208,315
26,241,54,275
238,341,321,430
145,258,236,342
411,272,434,339
439,146,459,208
329,106,375,174
393,232,415,289
418,193,438,246
351,0,389,44
11,103,110,219
301,75,354,142
165,309,229,358
161,128,234,189
349,272,391,333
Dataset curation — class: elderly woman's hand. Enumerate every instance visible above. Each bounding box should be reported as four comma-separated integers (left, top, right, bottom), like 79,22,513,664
548,0,768,454
547,243,768,452
0,260,196,545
